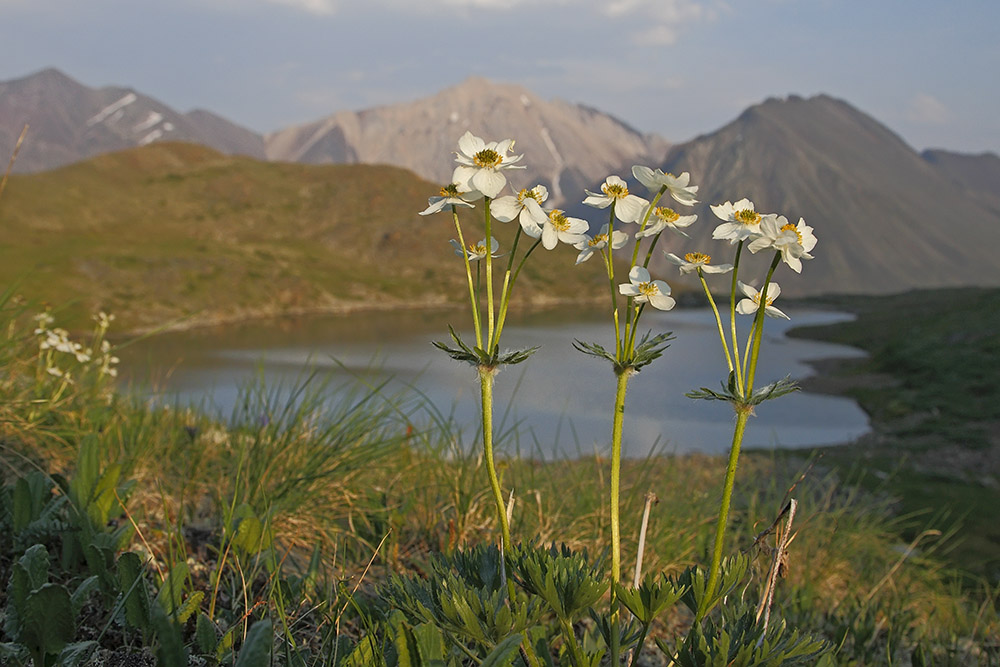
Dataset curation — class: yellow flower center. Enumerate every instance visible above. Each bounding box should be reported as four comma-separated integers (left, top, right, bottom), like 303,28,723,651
588,233,608,248
685,252,711,264
602,182,629,199
655,207,680,223
752,291,776,307
735,209,761,225
781,223,803,243
469,242,488,256
518,187,543,204
440,183,461,197
548,210,571,231
638,281,659,298
473,148,502,168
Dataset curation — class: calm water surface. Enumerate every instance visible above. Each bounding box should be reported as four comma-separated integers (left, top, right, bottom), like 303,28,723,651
117,306,869,458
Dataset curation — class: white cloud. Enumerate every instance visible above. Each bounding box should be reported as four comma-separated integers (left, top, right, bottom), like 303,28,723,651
262,0,337,15
907,93,950,125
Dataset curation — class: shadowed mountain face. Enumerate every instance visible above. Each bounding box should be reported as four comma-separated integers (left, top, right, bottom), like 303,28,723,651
263,77,671,207
922,148,1000,215
0,68,266,171
651,95,1000,296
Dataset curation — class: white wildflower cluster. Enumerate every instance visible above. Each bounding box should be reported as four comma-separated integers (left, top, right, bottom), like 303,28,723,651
576,166,701,312
33,310,120,385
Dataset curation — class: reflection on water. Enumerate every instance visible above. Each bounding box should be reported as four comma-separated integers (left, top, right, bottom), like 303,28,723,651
117,306,869,458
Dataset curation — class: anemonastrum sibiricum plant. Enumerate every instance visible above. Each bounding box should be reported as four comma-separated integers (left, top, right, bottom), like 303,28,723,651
572,165,701,664
420,132,578,569
683,195,818,620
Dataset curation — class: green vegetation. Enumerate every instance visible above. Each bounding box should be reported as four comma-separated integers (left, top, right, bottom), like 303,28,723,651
2,289,998,664
785,288,1000,584
0,143,599,332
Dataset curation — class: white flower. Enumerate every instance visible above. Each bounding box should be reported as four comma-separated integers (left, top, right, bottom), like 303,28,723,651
664,252,734,275
33,312,55,329
419,182,478,216
450,237,500,262
736,282,789,320
574,224,629,264
631,166,699,207
619,266,676,311
452,131,525,199
636,205,698,238
711,199,775,244
94,311,115,329
747,216,817,273
540,209,588,250
583,175,649,223
491,185,549,237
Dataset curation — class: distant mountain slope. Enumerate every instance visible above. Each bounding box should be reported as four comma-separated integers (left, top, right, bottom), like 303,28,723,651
0,68,265,171
653,95,1000,296
922,149,1000,215
264,77,670,206
0,142,596,331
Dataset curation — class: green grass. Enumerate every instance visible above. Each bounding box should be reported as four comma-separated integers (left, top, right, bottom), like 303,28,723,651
783,287,1000,584
0,142,603,332
2,295,998,664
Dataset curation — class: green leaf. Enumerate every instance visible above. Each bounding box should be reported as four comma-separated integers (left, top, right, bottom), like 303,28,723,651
195,613,219,655
70,575,100,617
117,551,152,632
59,641,98,667
176,590,205,624
12,476,33,533
151,604,188,667
19,543,51,589
235,619,273,667
22,583,75,657
482,634,523,667
156,561,190,617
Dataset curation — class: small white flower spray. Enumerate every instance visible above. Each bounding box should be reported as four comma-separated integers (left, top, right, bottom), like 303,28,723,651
420,133,546,565
685,202,818,619
574,166,698,664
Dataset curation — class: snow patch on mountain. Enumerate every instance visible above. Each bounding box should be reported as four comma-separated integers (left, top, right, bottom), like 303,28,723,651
88,93,137,126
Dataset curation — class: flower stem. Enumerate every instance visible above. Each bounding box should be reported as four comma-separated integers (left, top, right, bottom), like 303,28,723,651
728,241,746,395
744,253,782,395
453,207,483,349
493,236,541,346
699,268,733,373
484,197,496,352
479,366,511,556
609,368,631,666
699,404,751,620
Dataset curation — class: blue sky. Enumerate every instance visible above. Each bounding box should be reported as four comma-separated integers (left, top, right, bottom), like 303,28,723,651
3,0,998,154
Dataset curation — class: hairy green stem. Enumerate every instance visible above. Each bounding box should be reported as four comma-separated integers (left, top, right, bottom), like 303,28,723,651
479,367,511,555
700,405,752,619
609,369,631,665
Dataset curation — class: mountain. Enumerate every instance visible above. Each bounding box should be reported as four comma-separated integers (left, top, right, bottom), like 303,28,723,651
0,68,265,172
0,142,598,331
264,77,670,206
652,94,1000,296
921,148,1000,216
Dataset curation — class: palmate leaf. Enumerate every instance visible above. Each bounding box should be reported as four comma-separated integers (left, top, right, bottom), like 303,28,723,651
631,330,674,371
574,330,674,374
687,375,799,407
433,325,538,367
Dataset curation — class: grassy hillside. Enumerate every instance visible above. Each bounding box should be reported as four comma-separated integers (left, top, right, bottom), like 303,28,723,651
0,142,598,332
785,288,1000,582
